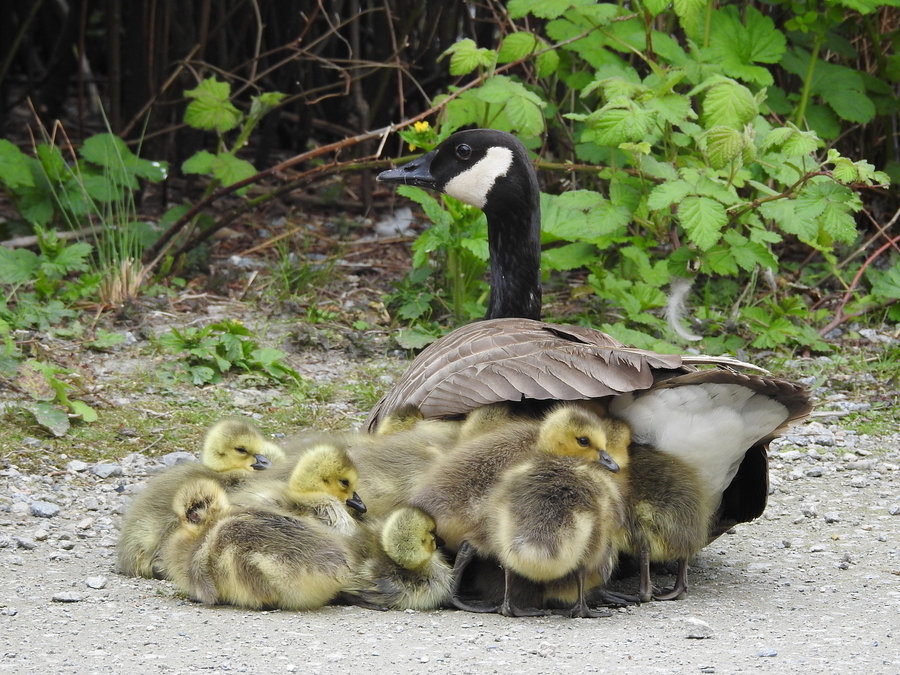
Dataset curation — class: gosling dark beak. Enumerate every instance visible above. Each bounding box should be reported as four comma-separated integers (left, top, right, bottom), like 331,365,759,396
250,454,273,470
434,533,446,548
346,492,367,514
377,150,437,190
597,450,620,473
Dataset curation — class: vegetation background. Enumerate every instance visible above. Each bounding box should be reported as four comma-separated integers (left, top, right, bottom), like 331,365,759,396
0,0,898,451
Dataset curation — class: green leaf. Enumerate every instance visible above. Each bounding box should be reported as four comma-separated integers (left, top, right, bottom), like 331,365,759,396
542,243,597,271
210,154,257,188
643,0,671,16
723,230,778,270
869,263,900,300
700,78,758,129
0,248,41,284
183,78,242,133
396,327,439,350
508,0,594,19
442,39,496,76
498,32,540,63
708,6,785,86
647,180,693,211
0,139,35,189
69,399,98,422
703,126,743,169
676,196,727,250
585,98,655,145
16,360,56,401
182,150,217,175
24,401,70,436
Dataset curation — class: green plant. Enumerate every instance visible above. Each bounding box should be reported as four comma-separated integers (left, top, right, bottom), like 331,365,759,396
12,359,97,437
157,319,301,386
390,0,892,353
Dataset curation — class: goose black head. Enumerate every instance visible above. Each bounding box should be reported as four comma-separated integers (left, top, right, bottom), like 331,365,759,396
379,128,542,320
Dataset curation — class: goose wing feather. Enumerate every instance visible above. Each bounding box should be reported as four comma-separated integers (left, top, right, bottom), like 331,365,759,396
367,319,767,430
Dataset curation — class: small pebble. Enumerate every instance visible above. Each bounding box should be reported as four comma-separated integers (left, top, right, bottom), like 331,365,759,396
90,464,123,479
824,512,840,523
889,505,900,516
33,529,49,542
85,576,107,590
59,540,75,551
161,452,195,466
805,467,823,478
13,537,36,550
682,617,713,639
51,592,84,603
758,649,778,657
66,460,89,473
30,501,59,518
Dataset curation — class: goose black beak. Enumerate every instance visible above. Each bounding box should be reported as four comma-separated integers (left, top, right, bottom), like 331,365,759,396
597,450,620,473
346,492,367,514
377,149,437,189
250,454,273,470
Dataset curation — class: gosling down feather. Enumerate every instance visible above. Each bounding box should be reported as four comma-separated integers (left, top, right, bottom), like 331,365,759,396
116,418,282,579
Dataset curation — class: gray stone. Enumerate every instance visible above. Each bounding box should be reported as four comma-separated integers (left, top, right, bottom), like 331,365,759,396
849,478,868,488
83,498,101,511
66,460,89,473
90,463,123,479
0,533,9,548
682,617,713,639
32,529,49,541
13,537,36,550
847,460,877,471
59,540,75,551
51,592,84,603
824,512,840,523
758,649,778,657
779,450,804,462
30,501,59,518
10,502,30,516
161,452,195,466
7,555,23,566
85,576,107,589
888,505,900,516
76,518,94,530
802,505,819,518
805,467,823,478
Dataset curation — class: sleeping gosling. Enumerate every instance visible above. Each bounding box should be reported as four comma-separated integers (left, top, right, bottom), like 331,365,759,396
116,418,281,579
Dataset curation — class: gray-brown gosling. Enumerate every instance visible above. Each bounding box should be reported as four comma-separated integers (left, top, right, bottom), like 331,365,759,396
234,443,366,537
162,479,353,610
350,506,452,611
116,418,282,579
409,403,619,614
481,448,625,617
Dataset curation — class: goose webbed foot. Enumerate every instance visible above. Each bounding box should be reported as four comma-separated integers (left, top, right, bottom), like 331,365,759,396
592,588,640,606
651,559,689,601
450,541,500,613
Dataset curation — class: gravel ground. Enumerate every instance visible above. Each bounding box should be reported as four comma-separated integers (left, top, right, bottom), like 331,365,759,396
2,417,898,675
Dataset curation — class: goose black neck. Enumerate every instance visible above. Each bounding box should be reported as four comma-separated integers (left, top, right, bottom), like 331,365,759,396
483,160,542,321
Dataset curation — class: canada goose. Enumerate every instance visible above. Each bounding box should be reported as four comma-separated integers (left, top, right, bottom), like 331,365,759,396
371,128,812,533
162,479,353,610
116,418,282,578
350,506,453,611
234,443,366,537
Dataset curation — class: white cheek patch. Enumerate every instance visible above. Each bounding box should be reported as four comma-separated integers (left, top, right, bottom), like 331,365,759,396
442,146,514,208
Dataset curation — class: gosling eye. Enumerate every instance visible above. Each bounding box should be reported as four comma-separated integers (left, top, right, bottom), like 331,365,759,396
234,446,249,454
339,478,350,488
576,436,590,447
455,143,472,160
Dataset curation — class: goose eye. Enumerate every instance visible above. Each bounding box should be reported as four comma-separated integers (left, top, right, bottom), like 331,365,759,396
455,143,472,160
576,436,590,447
235,446,249,454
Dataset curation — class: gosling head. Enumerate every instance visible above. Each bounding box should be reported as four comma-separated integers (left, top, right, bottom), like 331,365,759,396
381,507,444,571
536,405,620,473
172,478,230,529
376,403,424,435
202,419,280,472
289,444,366,514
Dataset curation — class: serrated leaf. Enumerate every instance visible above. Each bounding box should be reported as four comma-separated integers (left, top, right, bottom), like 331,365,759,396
536,49,560,78
701,79,758,129
24,401,70,436
182,150,216,175
184,78,242,132
782,129,820,156
210,154,257,188
508,0,593,19
588,99,655,145
0,248,41,284
830,157,859,183
760,200,817,240
442,39,496,76
396,328,439,350
542,242,597,271
498,32,540,63
0,139,35,189
16,360,56,401
821,203,857,244
708,6,785,87
869,263,900,300
704,126,743,169
647,180,693,211
676,196,727,250
701,245,739,276
643,0,671,16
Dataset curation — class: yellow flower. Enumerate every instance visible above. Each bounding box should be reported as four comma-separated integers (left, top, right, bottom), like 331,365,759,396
413,120,430,133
